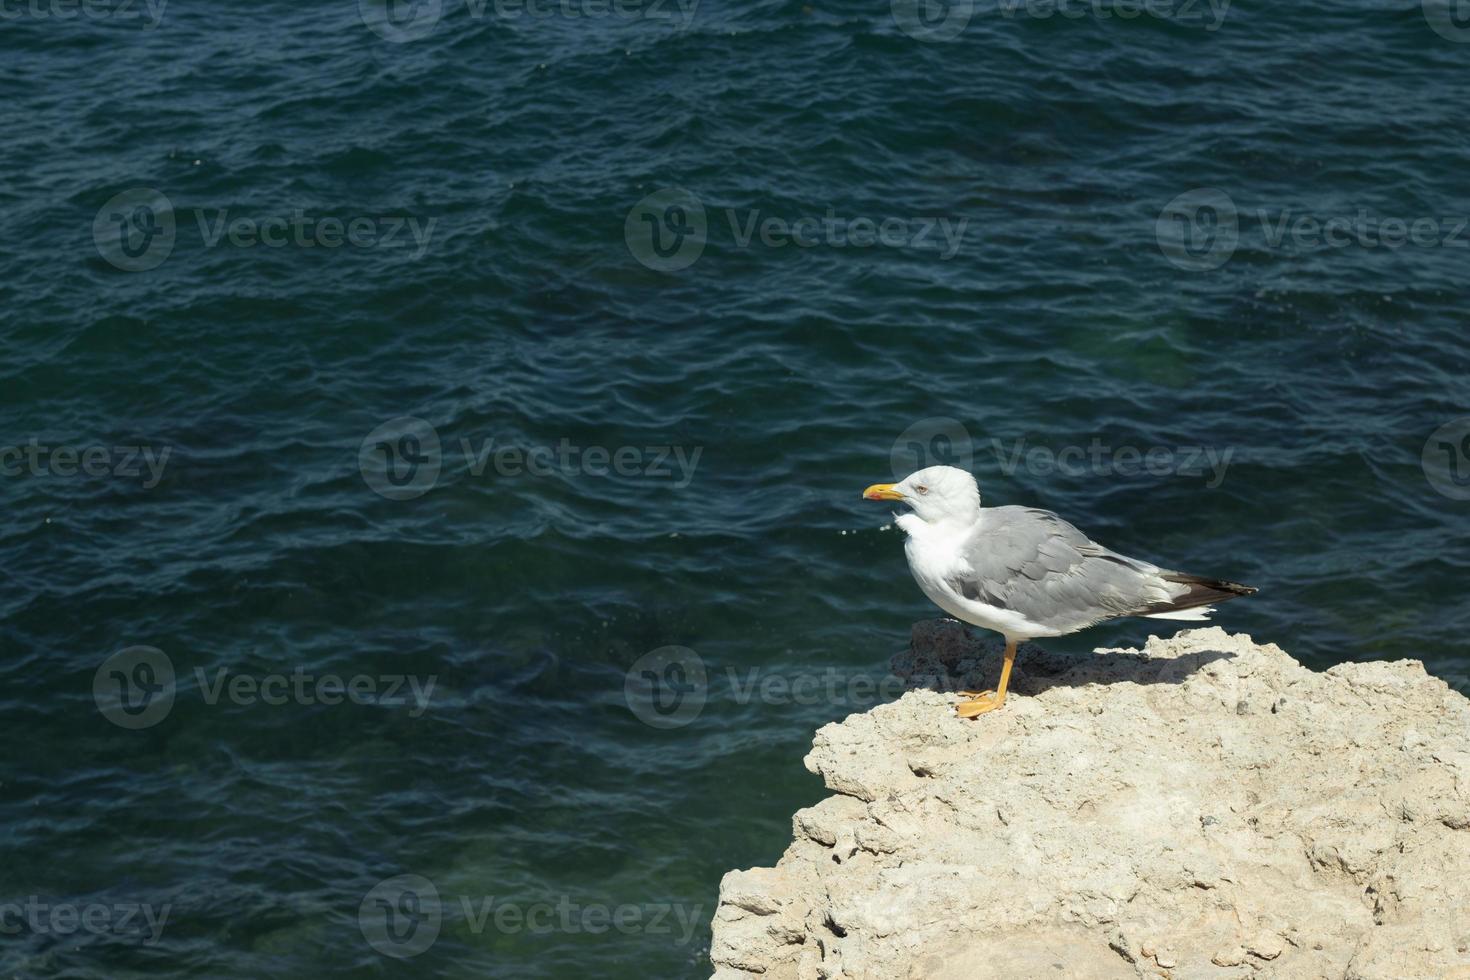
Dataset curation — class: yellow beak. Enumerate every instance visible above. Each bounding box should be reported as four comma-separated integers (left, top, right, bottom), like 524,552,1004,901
863,483,904,501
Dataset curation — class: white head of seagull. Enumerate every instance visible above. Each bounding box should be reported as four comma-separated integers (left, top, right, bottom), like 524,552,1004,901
863,465,979,528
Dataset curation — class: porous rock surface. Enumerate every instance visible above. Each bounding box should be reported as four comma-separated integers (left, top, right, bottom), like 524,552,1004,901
709,621,1470,979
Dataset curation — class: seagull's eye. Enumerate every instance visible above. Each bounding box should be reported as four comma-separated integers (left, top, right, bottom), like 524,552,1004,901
915,485,928,495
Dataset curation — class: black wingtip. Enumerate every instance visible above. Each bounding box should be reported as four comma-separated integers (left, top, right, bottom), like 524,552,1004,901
1167,573,1257,598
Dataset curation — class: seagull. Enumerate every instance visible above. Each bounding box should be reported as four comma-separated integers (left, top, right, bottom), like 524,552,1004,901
863,465,1256,718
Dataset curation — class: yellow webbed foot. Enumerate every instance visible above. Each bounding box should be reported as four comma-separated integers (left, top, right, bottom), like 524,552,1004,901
952,637,1018,720
955,693,1005,718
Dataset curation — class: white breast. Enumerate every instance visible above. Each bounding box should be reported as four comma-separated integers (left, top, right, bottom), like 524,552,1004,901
898,514,1055,641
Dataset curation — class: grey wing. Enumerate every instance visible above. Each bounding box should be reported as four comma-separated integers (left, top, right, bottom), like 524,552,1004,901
946,506,1180,634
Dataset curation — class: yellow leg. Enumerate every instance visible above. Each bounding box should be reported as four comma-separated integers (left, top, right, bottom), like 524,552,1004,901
956,638,1017,719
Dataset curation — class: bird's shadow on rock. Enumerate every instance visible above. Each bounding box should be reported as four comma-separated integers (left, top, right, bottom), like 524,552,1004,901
890,619,1236,698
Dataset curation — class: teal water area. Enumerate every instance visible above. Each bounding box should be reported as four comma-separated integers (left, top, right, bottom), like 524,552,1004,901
2,0,1469,975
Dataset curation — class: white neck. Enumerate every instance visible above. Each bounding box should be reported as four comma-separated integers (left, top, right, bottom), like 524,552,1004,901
894,513,926,536
894,511,977,538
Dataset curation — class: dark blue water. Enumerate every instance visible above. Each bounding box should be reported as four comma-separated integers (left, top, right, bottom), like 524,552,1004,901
2,0,1469,976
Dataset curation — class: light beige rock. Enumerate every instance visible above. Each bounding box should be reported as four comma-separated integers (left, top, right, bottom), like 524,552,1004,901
1213,946,1246,967
708,622,1470,980
1249,932,1285,960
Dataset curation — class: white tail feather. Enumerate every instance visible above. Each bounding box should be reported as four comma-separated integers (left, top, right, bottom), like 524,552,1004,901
1144,605,1215,621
